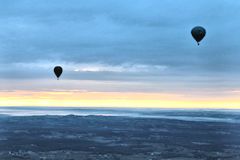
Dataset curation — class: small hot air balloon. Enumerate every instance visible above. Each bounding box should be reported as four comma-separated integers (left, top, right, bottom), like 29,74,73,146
191,26,206,45
54,66,63,80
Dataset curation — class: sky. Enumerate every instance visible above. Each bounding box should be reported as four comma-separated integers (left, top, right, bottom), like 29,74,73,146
1,0,240,108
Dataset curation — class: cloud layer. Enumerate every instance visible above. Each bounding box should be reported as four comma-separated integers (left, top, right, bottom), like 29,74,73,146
1,0,240,96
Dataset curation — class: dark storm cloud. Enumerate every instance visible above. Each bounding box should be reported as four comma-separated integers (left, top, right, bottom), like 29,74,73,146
0,0,240,82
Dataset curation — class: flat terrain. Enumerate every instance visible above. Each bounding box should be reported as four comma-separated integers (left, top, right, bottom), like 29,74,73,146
0,114,240,159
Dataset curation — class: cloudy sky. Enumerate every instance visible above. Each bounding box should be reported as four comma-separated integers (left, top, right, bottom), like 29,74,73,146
1,0,240,108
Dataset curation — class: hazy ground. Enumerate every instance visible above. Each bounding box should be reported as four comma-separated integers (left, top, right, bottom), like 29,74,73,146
1,108,240,159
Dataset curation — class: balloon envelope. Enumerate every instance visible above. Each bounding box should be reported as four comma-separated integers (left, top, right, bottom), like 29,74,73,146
191,26,206,45
54,66,63,80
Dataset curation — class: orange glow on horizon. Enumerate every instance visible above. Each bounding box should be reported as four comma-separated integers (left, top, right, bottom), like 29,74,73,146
1,90,240,109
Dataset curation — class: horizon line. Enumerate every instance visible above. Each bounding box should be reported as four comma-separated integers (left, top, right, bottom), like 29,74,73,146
1,106,240,110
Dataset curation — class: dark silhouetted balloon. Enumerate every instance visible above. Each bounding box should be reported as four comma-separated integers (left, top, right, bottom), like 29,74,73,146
191,26,206,45
54,66,63,80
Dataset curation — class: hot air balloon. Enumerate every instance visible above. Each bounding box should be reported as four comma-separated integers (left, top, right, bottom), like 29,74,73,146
54,66,63,80
191,26,206,45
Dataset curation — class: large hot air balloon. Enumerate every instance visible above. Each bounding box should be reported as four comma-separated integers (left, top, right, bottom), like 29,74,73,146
191,26,206,45
54,66,63,80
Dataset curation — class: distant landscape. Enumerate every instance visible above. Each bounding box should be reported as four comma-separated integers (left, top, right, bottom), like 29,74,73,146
0,107,240,160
